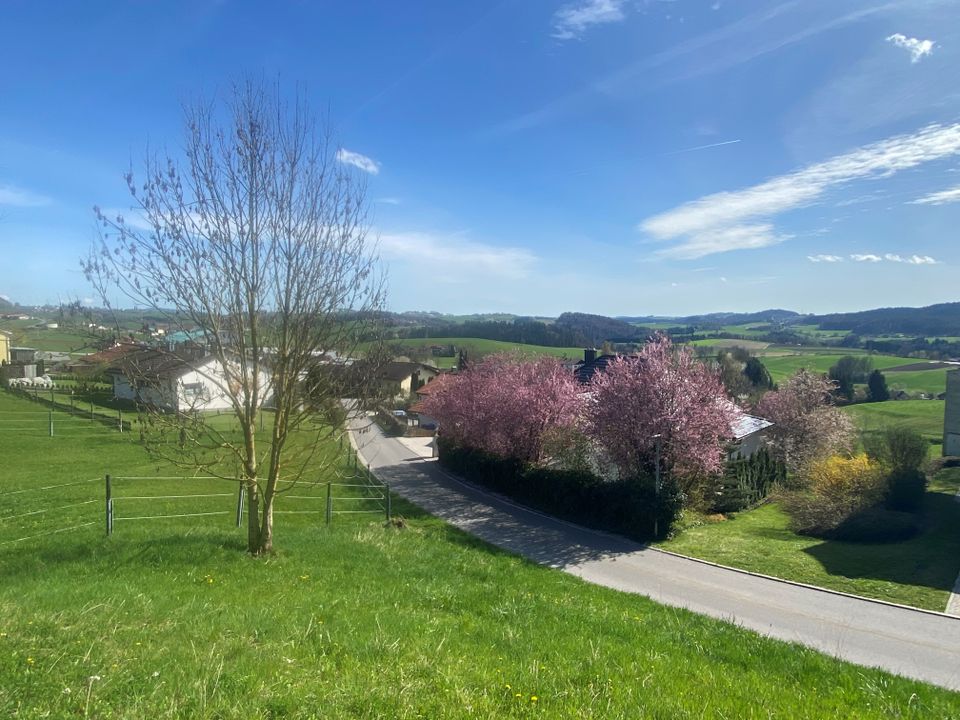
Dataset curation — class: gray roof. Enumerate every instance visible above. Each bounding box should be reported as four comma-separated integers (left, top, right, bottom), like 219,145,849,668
731,413,773,440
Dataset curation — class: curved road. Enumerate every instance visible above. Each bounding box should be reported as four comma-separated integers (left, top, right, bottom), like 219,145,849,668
348,415,960,692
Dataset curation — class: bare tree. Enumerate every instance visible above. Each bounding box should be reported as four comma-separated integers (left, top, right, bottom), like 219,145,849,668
84,80,387,554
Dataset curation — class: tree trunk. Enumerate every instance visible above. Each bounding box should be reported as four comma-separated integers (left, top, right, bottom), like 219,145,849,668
257,494,274,555
246,478,262,554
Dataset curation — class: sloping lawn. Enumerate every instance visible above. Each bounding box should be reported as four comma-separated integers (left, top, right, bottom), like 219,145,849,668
1,390,959,717
659,468,960,612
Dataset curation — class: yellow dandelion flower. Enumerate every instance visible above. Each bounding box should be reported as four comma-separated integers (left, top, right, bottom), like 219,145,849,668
531,696,538,702
514,693,522,698
26,657,34,665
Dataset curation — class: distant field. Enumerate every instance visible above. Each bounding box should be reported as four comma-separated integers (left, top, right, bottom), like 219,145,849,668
762,353,921,384
689,338,770,351
843,400,945,447
386,337,585,363
0,320,98,353
883,369,951,395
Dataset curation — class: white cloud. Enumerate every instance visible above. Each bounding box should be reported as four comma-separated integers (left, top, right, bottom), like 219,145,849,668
336,148,381,175
552,0,627,40
849,253,940,264
884,253,940,265
654,224,786,260
639,123,960,259
0,294,10,301
886,33,935,63
911,185,960,205
376,197,401,205
0,184,51,207
378,231,536,281
807,254,844,263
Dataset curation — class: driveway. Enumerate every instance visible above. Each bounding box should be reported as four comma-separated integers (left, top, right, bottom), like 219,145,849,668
347,415,960,692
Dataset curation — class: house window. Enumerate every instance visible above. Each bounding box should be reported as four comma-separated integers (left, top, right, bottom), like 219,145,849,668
182,382,204,398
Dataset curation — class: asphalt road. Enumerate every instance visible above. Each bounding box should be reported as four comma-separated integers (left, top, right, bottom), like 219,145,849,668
347,414,960,692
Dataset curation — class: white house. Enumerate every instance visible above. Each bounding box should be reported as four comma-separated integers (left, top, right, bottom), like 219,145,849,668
108,349,271,413
729,412,774,459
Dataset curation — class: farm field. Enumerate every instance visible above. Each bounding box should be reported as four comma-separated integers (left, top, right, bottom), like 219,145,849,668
386,337,585,365
659,469,960,612
843,400,946,449
883,368,952,395
2,389,958,717
0,320,97,353
761,353,922,384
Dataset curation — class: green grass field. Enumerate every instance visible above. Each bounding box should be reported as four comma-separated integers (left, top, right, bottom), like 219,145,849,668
842,400,946,447
761,353,920,384
2,390,958,716
659,468,960,612
387,337,586,364
883,369,951,395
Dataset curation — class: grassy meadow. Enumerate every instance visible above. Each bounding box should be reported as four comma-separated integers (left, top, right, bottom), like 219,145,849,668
659,469,960,612
2,390,959,716
385,337,585,368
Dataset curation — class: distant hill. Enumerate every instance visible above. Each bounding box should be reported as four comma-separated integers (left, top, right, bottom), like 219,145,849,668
618,309,802,327
0,296,14,311
554,312,646,345
810,302,960,336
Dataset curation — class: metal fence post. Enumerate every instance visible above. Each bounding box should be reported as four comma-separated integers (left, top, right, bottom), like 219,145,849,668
386,483,392,524
118,410,123,433
48,409,53,437
235,482,244,527
90,402,94,420
325,482,332,525
105,474,113,536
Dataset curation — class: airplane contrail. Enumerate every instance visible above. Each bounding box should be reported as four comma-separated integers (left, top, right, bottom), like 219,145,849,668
663,139,743,155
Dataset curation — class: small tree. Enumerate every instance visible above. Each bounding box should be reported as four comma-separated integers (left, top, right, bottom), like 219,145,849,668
743,356,774,391
586,334,736,485
756,369,854,476
866,369,890,402
828,356,872,402
84,80,386,555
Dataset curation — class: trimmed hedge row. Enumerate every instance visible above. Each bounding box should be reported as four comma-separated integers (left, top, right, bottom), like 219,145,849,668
438,439,682,542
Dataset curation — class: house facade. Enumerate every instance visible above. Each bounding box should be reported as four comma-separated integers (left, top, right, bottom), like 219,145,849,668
945,369,960,456
109,350,271,413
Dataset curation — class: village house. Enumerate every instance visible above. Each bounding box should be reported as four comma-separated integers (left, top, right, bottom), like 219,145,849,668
377,361,440,401
107,347,271,413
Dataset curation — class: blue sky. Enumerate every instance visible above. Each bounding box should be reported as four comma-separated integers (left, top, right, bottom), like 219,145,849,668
1,0,959,317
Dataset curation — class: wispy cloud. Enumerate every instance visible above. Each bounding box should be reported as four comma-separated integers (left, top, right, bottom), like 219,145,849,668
639,123,960,259
336,148,381,175
884,253,939,264
886,33,935,63
379,231,536,280
807,254,844,263
849,253,940,264
911,185,960,205
376,197,401,205
0,184,51,207
552,0,627,40
495,3,895,135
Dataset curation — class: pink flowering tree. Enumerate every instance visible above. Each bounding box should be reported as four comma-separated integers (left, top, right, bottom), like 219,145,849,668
756,369,854,476
586,334,737,483
420,354,580,464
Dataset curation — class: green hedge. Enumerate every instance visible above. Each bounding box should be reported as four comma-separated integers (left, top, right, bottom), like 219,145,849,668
438,439,682,542
709,448,785,514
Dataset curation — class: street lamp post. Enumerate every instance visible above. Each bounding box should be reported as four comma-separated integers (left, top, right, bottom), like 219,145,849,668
652,433,662,539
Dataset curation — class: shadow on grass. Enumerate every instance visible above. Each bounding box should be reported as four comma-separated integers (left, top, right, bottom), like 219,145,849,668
801,489,960,595
374,459,643,569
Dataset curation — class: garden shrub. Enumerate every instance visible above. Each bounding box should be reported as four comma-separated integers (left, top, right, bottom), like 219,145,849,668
885,468,927,513
708,448,785,514
805,454,886,508
438,438,682,541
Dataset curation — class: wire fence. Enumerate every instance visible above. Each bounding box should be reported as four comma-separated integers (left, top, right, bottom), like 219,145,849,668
0,476,102,548
1,386,130,435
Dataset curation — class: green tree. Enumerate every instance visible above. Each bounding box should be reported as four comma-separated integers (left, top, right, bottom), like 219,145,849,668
743,356,774,390
828,356,872,401
866,369,890,402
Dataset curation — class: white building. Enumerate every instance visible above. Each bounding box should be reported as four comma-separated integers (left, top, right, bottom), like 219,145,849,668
109,349,271,413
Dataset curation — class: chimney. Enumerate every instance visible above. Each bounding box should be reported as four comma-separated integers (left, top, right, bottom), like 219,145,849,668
584,348,597,364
